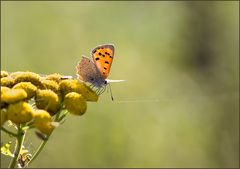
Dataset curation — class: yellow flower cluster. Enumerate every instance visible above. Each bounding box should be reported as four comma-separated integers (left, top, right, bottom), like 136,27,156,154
1,71,98,135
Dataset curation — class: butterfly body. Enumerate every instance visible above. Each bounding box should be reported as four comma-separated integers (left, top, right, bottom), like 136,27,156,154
76,44,125,99
76,44,115,88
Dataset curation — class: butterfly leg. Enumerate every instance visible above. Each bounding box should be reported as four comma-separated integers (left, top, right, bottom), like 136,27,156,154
98,86,106,95
88,85,106,95
95,87,102,95
89,84,95,90
95,88,100,95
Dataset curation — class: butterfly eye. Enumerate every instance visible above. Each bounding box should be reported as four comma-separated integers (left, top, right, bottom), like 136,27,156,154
104,80,107,84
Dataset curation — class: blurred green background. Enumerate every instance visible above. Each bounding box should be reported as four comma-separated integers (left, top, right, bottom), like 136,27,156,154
1,1,239,168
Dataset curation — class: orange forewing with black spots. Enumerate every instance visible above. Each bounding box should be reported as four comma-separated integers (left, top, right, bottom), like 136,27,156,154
91,44,114,79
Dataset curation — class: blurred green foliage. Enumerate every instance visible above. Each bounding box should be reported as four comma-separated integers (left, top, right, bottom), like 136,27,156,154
1,1,239,168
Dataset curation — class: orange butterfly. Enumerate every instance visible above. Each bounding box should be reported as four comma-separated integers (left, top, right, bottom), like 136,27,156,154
76,44,124,99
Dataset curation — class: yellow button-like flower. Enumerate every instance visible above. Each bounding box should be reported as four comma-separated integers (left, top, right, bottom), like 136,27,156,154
44,73,63,83
11,71,42,87
76,82,99,102
40,79,59,93
1,87,10,108
34,109,54,135
1,77,15,87
9,71,25,78
37,123,55,135
1,88,27,103
59,79,98,101
1,70,8,78
59,79,79,96
7,101,34,124
35,89,61,116
1,86,10,98
64,92,87,116
13,82,37,99
1,86,10,92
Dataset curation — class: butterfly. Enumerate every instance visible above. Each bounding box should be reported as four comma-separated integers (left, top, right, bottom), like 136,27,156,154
76,44,124,100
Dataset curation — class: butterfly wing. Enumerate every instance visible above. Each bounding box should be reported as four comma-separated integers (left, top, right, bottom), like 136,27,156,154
91,44,115,79
76,56,105,88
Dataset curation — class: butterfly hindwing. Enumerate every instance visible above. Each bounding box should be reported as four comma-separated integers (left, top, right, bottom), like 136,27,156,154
76,56,105,88
91,44,114,79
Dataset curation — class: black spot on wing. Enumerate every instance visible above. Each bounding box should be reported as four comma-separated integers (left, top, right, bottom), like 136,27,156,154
95,58,100,61
105,61,109,64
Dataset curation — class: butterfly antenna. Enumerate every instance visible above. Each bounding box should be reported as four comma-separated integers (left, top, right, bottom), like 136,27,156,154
108,83,114,101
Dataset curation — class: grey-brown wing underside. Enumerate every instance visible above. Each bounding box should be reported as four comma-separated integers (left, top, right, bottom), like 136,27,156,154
76,56,105,88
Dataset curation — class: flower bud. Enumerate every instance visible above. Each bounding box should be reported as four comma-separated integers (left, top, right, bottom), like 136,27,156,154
11,71,42,87
7,101,34,124
1,88,27,103
13,82,37,99
1,70,8,78
44,73,63,83
64,92,87,116
59,79,98,101
33,109,54,135
40,79,59,93
1,77,14,87
35,89,61,116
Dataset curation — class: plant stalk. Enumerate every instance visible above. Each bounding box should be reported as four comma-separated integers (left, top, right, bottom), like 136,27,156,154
8,125,25,168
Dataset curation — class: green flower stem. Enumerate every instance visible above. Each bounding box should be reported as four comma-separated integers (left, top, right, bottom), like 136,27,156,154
55,110,61,121
54,103,64,122
26,108,63,167
26,135,49,167
8,125,26,168
1,127,18,137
